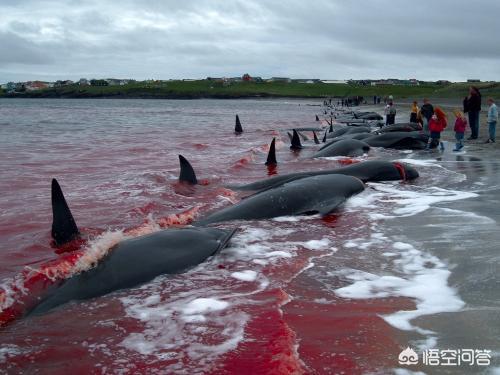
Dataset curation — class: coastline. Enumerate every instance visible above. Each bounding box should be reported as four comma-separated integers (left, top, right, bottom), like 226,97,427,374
2,81,499,100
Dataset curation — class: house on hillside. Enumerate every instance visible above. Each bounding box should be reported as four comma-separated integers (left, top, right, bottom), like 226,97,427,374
106,78,122,86
78,78,89,86
25,81,49,91
54,80,74,87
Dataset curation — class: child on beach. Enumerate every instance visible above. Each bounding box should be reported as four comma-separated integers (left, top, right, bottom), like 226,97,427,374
426,107,447,150
453,109,467,151
485,98,498,143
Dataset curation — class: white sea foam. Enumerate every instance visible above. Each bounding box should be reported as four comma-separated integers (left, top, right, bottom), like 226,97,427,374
396,158,440,167
182,298,229,316
334,171,477,338
230,270,258,282
0,345,23,363
351,183,478,219
303,238,331,250
335,238,465,335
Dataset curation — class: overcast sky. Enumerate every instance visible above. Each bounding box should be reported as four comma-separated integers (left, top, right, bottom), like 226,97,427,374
1,0,499,82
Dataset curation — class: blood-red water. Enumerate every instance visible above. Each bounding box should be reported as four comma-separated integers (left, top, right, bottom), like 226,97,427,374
0,99,412,374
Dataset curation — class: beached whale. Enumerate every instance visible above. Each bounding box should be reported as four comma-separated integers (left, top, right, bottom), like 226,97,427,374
312,139,370,158
319,133,373,151
363,132,429,150
354,111,383,120
29,227,236,315
378,123,423,133
326,126,371,139
196,174,365,225
230,160,418,193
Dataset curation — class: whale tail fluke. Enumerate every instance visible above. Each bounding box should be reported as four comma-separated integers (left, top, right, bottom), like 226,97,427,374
51,179,79,246
290,129,303,150
265,138,277,166
179,155,198,185
235,115,243,133
313,131,320,144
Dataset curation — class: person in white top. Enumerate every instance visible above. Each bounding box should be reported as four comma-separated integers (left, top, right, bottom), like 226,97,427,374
485,98,498,143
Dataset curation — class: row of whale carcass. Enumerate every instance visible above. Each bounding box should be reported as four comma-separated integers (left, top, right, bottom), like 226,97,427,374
20,107,423,318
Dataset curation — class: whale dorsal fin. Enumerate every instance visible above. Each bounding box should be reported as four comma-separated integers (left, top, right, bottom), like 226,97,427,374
51,179,79,246
315,115,319,121
329,123,333,133
322,130,327,143
290,129,303,150
179,155,198,185
313,131,320,144
235,115,243,133
265,138,277,166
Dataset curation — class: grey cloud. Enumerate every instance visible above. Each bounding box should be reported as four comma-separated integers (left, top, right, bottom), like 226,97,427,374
0,0,499,82
0,31,53,65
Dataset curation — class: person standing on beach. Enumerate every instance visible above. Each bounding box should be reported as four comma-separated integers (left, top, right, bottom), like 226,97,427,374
463,86,481,140
420,98,434,134
453,109,467,151
385,96,396,125
485,98,498,143
426,106,447,150
410,101,419,123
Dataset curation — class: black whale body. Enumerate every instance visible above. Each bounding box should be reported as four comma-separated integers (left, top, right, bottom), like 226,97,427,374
230,160,418,193
312,139,370,158
197,174,365,225
29,227,236,315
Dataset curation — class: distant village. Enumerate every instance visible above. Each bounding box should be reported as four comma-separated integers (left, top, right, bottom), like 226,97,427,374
0,73,483,94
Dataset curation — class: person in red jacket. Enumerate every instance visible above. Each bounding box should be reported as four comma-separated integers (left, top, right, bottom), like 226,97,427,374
426,106,448,150
453,109,467,151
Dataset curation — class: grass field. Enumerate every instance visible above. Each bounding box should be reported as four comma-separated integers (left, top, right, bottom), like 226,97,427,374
2,80,500,100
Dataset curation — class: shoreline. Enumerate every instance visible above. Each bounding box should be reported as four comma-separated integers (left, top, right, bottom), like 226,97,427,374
2,81,499,101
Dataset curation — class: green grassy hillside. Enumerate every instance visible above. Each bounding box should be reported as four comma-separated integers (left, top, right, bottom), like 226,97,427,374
2,80,499,100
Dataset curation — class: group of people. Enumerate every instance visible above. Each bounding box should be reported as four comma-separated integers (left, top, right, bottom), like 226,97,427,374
383,87,498,151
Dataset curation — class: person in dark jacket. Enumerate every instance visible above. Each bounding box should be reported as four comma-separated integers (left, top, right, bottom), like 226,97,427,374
463,86,481,140
420,98,434,135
